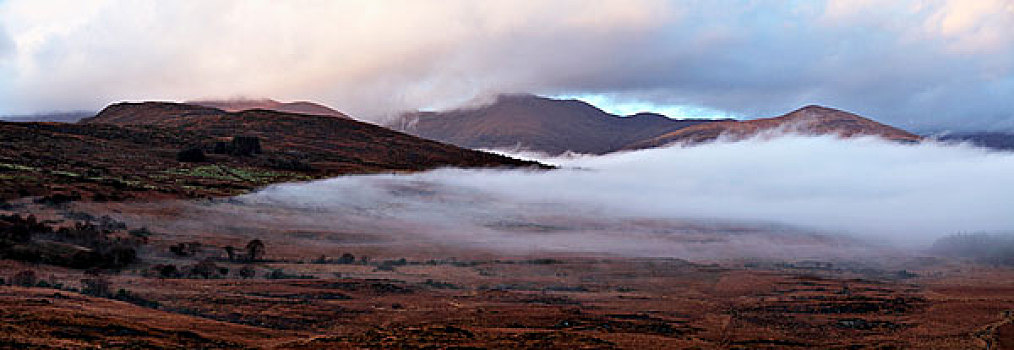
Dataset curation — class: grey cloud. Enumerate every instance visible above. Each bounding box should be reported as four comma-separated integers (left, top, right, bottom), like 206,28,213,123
1,1,1012,131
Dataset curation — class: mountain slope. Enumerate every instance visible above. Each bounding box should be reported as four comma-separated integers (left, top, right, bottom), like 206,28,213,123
188,98,351,119
935,132,1014,151
0,111,95,123
393,94,722,155
624,105,922,150
82,102,540,172
0,102,540,201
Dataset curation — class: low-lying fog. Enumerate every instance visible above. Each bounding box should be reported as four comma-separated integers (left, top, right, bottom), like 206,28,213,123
119,135,1014,260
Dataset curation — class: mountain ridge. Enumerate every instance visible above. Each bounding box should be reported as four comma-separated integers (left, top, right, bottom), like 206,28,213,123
393,94,723,155
623,105,922,150
187,98,351,119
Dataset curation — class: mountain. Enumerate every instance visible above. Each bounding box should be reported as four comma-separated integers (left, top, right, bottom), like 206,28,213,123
623,105,922,150
392,94,724,155
0,102,539,201
187,98,350,119
933,131,1014,151
0,111,94,123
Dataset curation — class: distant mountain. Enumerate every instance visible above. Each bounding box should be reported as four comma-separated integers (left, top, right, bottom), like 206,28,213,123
623,105,922,150
0,111,94,123
0,102,540,201
933,132,1014,151
392,94,725,155
187,98,350,119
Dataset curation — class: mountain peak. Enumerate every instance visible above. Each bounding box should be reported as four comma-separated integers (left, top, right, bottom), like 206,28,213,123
794,104,842,113
187,98,350,119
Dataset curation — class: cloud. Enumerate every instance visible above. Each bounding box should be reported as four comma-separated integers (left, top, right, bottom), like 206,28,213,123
114,135,1014,260
0,26,12,59
0,0,1012,130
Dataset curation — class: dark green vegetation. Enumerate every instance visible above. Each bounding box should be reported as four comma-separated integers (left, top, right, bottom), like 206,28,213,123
0,213,141,269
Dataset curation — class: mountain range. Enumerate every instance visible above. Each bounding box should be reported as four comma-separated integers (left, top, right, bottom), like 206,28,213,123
2,93,1008,202
393,94,922,155
394,94,723,155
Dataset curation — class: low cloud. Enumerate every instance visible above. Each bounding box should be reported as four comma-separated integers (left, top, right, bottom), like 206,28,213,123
109,135,1014,260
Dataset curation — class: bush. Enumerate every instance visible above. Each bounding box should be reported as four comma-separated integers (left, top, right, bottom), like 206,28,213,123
213,136,262,156
128,227,153,239
337,253,356,264
187,260,222,279
81,270,111,297
177,147,208,162
169,241,202,257
266,268,314,280
12,270,37,287
151,264,181,278
113,288,160,309
239,265,256,279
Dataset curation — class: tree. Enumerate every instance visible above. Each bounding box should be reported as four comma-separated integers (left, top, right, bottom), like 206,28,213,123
223,246,236,261
245,239,265,262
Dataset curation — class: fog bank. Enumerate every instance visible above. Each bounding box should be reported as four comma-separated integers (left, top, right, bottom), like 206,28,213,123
196,135,1014,258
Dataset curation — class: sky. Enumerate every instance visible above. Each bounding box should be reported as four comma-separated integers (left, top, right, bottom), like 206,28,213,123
1,0,1013,131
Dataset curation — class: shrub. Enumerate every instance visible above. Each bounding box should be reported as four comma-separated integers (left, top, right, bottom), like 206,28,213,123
187,260,221,279
113,288,160,309
169,241,202,257
102,244,137,267
152,264,181,278
337,253,356,264
231,136,262,156
177,147,208,162
12,270,37,287
128,227,153,239
238,265,256,279
81,270,111,297
266,268,314,280
213,136,262,156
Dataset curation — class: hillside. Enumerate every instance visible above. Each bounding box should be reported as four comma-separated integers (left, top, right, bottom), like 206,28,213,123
624,105,922,150
0,111,94,123
935,131,1014,151
0,102,540,201
393,94,722,155
188,99,350,119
